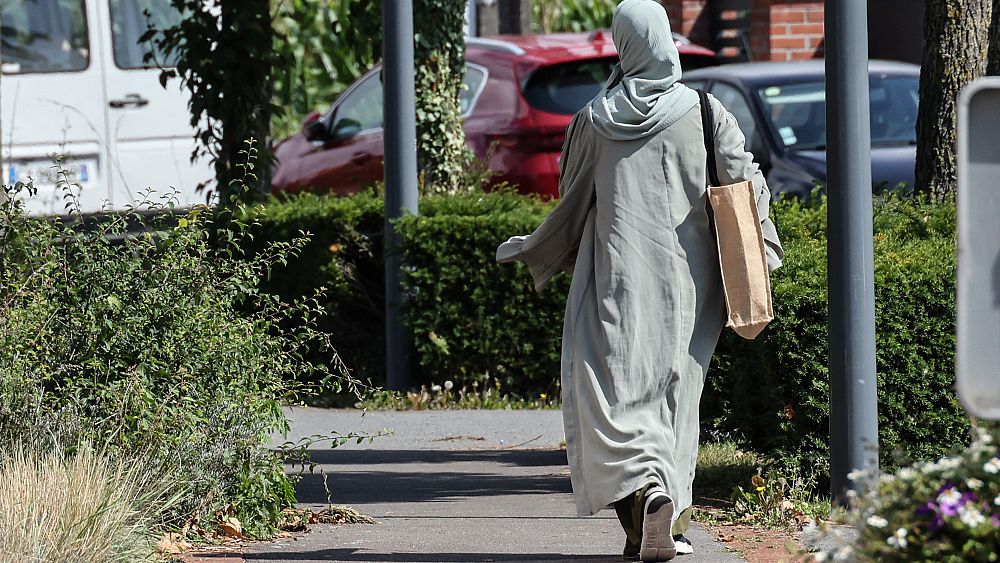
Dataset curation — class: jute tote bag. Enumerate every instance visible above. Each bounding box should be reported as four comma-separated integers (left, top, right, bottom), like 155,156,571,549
697,90,774,340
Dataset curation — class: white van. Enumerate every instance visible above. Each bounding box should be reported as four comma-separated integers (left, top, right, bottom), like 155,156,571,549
1,0,212,215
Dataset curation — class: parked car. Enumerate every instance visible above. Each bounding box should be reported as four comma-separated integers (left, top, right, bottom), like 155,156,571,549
271,32,717,197
1,0,212,215
683,60,920,198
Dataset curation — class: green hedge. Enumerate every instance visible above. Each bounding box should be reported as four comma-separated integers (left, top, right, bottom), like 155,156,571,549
246,191,966,473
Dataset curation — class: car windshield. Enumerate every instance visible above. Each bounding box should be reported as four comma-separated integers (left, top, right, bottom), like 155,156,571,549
757,76,919,150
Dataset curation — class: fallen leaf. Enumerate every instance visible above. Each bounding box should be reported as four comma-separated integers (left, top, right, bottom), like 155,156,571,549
156,532,190,555
218,516,244,538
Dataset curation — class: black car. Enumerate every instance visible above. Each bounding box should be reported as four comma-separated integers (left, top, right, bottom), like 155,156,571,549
684,60,920,198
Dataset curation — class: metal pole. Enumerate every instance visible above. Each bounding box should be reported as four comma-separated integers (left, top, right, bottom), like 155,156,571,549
825,0,879,503
465,0,478,37
383,0,419,391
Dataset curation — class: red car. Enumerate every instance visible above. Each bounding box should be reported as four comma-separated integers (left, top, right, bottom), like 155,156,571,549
272,32,716,198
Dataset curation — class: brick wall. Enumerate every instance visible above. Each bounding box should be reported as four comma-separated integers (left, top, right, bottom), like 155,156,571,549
664,0,712,49
750,0,825,60
661,0,825,62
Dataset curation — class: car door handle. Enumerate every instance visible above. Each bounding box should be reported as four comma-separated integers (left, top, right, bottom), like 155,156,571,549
109,93,149,109
351,152,372,165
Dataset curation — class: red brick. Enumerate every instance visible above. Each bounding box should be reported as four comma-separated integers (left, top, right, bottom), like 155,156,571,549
789,23,824,36
719,9,742,20
772,36,807,49
770,24,791,37
788,49,821,60
770,9,806,24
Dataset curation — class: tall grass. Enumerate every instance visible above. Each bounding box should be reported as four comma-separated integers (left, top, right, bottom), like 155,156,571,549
0,448,178,563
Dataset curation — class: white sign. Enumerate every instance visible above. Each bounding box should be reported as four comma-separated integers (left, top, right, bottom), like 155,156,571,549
957,78,1000,419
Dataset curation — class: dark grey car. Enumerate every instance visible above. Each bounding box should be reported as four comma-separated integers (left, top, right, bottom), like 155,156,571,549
684,60,920,198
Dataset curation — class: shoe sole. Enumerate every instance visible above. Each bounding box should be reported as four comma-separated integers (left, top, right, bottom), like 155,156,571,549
639,493,676,562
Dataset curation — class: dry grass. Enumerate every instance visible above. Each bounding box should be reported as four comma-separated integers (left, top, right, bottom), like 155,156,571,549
0,447,175,563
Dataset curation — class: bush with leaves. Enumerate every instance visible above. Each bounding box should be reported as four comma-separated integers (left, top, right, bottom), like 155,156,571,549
0,171,361,537
810,427,1000,561
246,190,964,485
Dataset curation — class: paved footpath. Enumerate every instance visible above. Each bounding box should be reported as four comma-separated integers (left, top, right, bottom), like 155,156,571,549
248,408,745,563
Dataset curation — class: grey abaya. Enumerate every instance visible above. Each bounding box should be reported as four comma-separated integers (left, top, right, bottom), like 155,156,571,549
496,0,783,521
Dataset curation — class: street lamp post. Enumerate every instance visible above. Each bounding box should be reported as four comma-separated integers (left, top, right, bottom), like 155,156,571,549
825,0,880,503
383,0,420,391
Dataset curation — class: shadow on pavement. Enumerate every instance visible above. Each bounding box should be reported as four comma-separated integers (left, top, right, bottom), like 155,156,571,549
245,549,614,562
297,448,568,468
296,468,572,504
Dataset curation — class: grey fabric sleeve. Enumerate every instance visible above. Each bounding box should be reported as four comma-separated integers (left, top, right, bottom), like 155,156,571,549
708,95,784,271
495,110,598,292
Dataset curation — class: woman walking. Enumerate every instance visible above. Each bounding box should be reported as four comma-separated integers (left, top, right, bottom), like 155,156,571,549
496,1,783,560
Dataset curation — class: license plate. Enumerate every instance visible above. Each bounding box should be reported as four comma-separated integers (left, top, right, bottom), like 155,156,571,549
3,158,98,192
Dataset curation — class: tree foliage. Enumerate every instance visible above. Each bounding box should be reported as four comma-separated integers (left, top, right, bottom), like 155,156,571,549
270,0,381,139
413,0,469,194
145,0,276,203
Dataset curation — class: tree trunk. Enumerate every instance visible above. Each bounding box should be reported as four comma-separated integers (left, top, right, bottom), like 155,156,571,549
413,0,468,194
989,0,1000,75
916,0,992,201
218,0,273,202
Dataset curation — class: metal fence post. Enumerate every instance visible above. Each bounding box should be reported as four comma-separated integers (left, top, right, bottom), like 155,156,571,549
825,0,880,503
383,0,419,391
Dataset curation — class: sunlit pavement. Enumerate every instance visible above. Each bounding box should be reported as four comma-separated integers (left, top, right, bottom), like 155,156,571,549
246,408,745,563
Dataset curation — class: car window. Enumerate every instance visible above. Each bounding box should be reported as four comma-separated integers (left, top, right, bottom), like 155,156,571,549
683,80,707,91
711,82,757,149
460,64,487,117
1,0,90,74
522,58,617,115
757,77,919,150
334,72,384,132
109,0,183,69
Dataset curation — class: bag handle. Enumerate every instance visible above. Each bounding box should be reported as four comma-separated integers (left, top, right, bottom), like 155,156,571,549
697,89,722,188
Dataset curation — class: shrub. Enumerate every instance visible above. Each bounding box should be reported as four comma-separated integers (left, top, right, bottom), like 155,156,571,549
240,191,387,386
247,190,963,480
0,447,177,562
0,181,353,538
705,194,964,479
811,427,1000,561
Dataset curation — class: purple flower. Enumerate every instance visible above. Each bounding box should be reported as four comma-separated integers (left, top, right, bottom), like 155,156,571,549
935,484,977,517
917,499,945,531
992,513,1000,527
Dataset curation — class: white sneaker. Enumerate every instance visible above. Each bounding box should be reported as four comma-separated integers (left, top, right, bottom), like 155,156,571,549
673,535,693,555
639,486,676,562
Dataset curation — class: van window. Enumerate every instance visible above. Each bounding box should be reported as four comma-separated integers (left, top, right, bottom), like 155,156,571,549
1,0,90,74
110,0,182,69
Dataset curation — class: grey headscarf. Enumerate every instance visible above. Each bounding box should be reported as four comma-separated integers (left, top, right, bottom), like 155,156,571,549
588,0,700,140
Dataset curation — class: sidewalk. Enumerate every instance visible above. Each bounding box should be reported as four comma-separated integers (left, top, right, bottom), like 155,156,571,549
247,408,746,563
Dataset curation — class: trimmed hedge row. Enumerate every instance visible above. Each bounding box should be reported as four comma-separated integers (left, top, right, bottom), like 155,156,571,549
244,190,966,473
